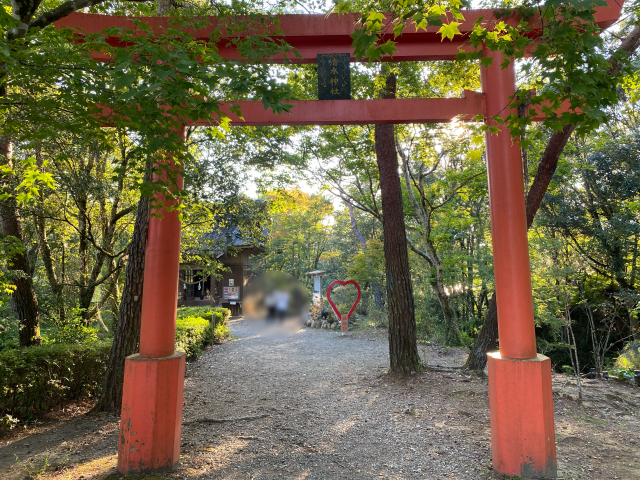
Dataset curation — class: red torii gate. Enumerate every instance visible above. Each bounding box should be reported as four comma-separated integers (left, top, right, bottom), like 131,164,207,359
56,4,621,478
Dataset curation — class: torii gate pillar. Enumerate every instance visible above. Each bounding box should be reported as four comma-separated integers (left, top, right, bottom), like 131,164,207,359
481,50,557,478
117,126,187,474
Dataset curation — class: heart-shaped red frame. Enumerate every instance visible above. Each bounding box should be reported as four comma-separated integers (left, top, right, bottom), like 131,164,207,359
326,280,361,321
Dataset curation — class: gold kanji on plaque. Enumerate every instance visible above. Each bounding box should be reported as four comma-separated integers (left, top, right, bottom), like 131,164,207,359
317,53,351,100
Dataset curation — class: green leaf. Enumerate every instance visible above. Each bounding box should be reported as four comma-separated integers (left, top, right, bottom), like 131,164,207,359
393,22,404,38
437,22,461,41
380,40,397,56
480,56,493,68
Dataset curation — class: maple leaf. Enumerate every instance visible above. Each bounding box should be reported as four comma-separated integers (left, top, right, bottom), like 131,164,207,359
437,22,461,41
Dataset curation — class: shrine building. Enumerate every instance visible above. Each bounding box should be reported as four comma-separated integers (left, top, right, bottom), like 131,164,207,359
178,225,264,315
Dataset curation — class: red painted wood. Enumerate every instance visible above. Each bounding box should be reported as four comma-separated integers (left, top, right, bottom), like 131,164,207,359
138,125,186,358
482,50,537,360
118,352,186,474
488,353,556,478
483,51,556,478
119,127,187,474
211,94,485,126
54,2,622,63
93,94,485,126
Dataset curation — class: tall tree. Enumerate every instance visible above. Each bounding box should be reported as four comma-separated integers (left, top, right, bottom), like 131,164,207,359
375,73,421,375
0,138,41,346
255,190,333,283
95,178,149,411
398,132,485,346
1,0,141,347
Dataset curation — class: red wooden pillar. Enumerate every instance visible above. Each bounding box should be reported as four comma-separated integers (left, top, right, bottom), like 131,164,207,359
481,50,557,479
118,126,187,474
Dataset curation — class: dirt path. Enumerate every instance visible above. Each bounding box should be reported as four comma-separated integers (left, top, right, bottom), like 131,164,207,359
177,319,487,480
2,318,640,480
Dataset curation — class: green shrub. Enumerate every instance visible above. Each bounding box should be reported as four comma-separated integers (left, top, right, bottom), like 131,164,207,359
175,316,213,359
212,307,231,324
176,306,230,323
1,309,229,424
615,343,640,371
48,316,99,345
214,323,229,342
0,341,111,421
177,306,216,319
211,308,230,342
610,367,635,380
175,306,230,351
459,331,474,349
0,315,19,352
0,414,18,433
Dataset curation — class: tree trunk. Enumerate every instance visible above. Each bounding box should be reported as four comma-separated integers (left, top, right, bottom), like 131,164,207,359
463,293,498,370
105,262,122,329
0,138,41,347
424,239,461,346
630,233,638,289
157,0,181,14
370,281,383,311
430,280,461,345
33,173,65,321
94,191,149,412
375,74,421,375
398,136,461,345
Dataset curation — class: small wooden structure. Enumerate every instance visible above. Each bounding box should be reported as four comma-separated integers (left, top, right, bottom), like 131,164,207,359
178,227,263,315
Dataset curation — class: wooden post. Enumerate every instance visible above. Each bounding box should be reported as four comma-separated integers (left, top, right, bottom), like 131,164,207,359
482,50,556,479
118,126,187,474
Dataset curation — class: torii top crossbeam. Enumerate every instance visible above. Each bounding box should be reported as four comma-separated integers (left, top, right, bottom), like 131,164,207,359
58,4,621,63
55,4,622,126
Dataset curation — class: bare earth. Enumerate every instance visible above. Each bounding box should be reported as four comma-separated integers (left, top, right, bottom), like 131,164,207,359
2,318,640,480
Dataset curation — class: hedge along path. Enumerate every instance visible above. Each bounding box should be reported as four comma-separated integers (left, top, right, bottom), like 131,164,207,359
0,307,230,423
3,317,640,480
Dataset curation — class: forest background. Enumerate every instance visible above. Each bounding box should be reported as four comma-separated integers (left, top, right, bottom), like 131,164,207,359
1,0,640,426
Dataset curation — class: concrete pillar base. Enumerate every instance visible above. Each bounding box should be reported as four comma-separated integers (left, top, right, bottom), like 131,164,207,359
488,352,557,479
118,352,186,474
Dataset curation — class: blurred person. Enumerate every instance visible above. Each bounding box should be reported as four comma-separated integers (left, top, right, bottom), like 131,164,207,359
264,290,277,320
243,271,308,327
276,289,290,321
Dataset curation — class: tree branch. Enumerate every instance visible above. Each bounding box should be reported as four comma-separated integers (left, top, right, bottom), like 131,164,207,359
525,21,640,229
13,0,151,41
406,235,436,267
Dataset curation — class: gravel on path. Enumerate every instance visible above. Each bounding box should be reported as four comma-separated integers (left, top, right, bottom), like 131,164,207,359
175,318,491,480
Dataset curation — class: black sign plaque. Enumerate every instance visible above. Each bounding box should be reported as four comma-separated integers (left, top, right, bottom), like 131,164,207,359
317,53,351,100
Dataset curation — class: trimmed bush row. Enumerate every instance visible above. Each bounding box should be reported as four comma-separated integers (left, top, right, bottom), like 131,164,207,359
175,316,213,359
177,306,231,324
1,306,231,423
0,341,112,421
176,306,231,345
